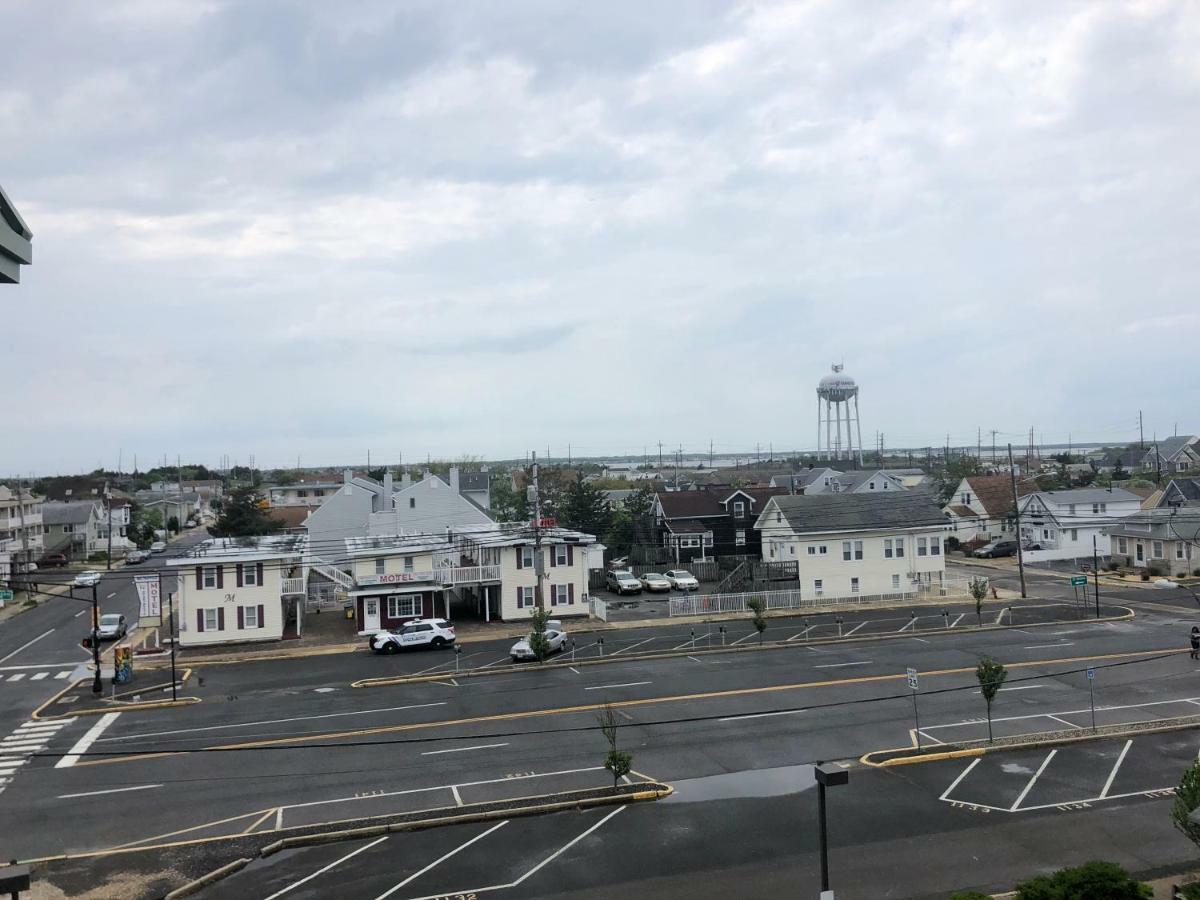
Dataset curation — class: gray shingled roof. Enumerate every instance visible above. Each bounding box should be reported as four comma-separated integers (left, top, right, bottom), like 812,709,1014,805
1108,509,1200,541
765,492,947,534
1032,488,1141,505
42,501,97,526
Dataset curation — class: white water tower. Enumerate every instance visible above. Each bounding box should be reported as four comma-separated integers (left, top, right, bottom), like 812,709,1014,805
816,364,864,466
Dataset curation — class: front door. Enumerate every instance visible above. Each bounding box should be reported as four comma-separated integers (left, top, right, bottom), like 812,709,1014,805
364,597,380,631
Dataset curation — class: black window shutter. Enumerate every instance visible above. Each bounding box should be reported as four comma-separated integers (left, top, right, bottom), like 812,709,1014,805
236,564,244,588
257,604,265,628
196,609,204,632
257,562,264,584
195,566,202,590
216,566,224,589
217,607,225,630
237,606,244,629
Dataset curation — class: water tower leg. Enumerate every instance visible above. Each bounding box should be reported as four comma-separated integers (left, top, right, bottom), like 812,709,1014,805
854,395,865,467
825,399,832,462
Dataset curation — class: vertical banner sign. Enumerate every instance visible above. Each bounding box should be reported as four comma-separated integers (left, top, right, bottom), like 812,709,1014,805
113,646,133,684
135,574,162,623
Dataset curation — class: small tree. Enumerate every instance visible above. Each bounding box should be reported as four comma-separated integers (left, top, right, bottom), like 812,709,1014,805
167,515,180,534
1171,758,1200,848
597,704,633,792
527,606,553,662
747,597,767,645
976,657,1007,742
1014,860,1149,899
969,577,989,626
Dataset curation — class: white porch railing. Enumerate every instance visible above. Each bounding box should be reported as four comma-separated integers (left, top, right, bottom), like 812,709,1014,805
438,565,501,585
281,577,306,595
667,587,949,617
307,556,354,589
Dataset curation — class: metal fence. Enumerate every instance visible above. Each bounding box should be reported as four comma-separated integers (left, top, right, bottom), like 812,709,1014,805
669,586,950,617
589,560,721,591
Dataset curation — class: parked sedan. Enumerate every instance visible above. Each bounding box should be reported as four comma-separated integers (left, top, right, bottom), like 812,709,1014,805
639,572,672,592
973,540,1017,559
74,570,102,587
511,622,567,661
37,553,68,568
125,550,150,564
149,541,167,554
96,614,128,640
606,570,642,595
665,569,700,591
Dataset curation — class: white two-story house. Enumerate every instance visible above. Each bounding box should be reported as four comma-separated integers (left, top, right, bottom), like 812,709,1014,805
1016,488,1143,562
0,484,43,580
167,536,308,647
345,524,595,632
755,492,948,600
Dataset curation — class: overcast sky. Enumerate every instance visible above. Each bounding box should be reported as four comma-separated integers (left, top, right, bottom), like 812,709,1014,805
4,0,1198,475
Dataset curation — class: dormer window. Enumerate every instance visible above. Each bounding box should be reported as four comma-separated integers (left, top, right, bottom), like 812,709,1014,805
733,500,746,518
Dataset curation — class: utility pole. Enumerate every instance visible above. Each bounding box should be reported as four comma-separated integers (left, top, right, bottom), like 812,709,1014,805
657,441,663,469
1092,534,1101,619
674,447,680,490
1138,410,1144,450
104,480,113,571
977,427,982,462
14,479,28,596
90,581,101,694
531,451,545,611
1008,443,1027,599
709,440,713,468
990,429,998,465
568,444,571,467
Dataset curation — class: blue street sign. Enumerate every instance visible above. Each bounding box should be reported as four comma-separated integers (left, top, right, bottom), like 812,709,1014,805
1086,667,1095,680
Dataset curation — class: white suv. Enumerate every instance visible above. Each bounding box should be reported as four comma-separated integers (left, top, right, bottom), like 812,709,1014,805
665,569,699,591
369,618,456,653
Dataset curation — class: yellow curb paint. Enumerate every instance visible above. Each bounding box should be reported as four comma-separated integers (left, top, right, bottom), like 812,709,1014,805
76,645,1181,769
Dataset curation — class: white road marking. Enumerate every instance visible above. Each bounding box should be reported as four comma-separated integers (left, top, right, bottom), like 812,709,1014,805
55,672,71,679
57,784,162,799
976,685,1047,693
950,614,965,627
421,743,510,756
911,637,930,643
106,592,116,600
786,626,815,641
568,667,581,675
844,621,868,636
729,631,760,646
374,821,509,900
413,651,489,675
0,630,56,664
924,696,1200,734
1046,714,1081,730
1100,739,1133,799
1011,750,1057,811
265,835,390,900
1023,643,1074,650
56,712,120,768
7,674,26,682
584,681,652,691
813,661,872,669
74,610,86,618
719,709,804,722
687,656,704,663
613,637,658,655
0,740,47,751
939,758,981,800
476,656,516,669
917,730,945,745
451,785,463,806
29,673,48,681
100,702,448,743
18,720,70,730
0,663,84,671
898,618,917,632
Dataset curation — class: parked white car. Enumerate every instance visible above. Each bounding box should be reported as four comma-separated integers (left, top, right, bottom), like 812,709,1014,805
369,618,456,653
149,541,167,554
95,614,128,640
665,569,699,591
511,621,567,661
639,572,672,592
74,570,102,587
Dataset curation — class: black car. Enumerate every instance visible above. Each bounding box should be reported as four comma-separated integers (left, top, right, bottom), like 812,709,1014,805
973,540,1017,558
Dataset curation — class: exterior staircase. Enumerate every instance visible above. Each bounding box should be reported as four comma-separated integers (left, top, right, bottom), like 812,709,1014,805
307,555,354,590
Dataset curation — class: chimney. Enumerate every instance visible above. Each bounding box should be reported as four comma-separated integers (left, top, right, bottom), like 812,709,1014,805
383,471,393,496
450,467,460,493
401,472,411,489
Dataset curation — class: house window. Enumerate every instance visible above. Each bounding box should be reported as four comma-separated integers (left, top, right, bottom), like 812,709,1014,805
203,608,219,631
883,481,890,490
733,501,746,518
735,529,746,546
884,539,894,559
1070,529,1078,541
63,524,74,534
868,481,876,490
517,586,535,609
297,490,307,498
202,566,217,589
769,545,775,558
1177,544,1186,560
930,537,940,556
814,579,823,597
790,545,795,555
819,545,827,555
895,538,905,558
850,577,860,594
552,584,570,605
776,511,783,523
1068,504,1076,515
843,541,852,561
1100,503,1107,513
403,556,414,573
917,538,928,557
1042,529,1051,540
808,546,816,556
1118,537,1128,554
521,546,535,567
387,595,421,618
1153,541,1164,558
315,490,325,497
244,564,259,586
375,559,385,575
961,492,971,504
1092,503,1099,513
854,541,863,560
555,545,569,566
892,574,900,589
243,605,260,628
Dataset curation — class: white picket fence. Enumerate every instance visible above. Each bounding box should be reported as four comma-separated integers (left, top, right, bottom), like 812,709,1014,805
668,584,966,618
590,596,608,622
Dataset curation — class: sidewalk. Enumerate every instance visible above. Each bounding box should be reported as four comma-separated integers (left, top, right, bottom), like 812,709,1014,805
948,555,1167,590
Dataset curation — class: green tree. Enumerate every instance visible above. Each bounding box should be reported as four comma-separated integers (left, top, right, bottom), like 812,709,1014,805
490,477,530,523
208,486,282,537
1171,758,1200,848
167,515,180,534
969,577,989,626
527,607,553,662
1014,860,1149,899
605,508,636,558
624,483,656,521
597,704,634,792
1112,458,1128,481
935,455,983,503
126,506,162,547
559,476,612,537
747,597,768,645
976,657,1008,742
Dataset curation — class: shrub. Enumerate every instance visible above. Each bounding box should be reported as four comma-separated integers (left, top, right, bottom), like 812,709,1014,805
1140,572,1150,582
1148,562,1167,577
1014,860,1150,899
1105,561,1120,572
950,893,992,900
1180,882,1200,900
1193,568,1200,578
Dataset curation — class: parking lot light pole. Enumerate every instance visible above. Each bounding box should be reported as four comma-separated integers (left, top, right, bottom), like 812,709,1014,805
814,762,848,898
1093,535,1101,619
90,582,102,694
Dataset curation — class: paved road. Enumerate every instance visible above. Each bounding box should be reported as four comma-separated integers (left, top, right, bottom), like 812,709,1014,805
8,575,1200,898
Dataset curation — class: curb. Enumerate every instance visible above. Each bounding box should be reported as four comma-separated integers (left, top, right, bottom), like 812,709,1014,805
163,857,252,900
30,670,200,720
860,714,1200,768
352,605,1136,689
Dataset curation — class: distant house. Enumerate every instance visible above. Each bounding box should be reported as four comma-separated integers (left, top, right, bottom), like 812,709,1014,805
1107,509,1199,573
881,469,930,489
769,469,842,491
0,183,33,284
453,470,492,510
1157,478,1200,510
0,484,44,578
1141,436,1200,475
653,486,788,562
603,489,637,509
942,474,1037,543
267,481,342,508
755,492,948,599
367,471,494,535
1016,488,1142,562
42,500,133,559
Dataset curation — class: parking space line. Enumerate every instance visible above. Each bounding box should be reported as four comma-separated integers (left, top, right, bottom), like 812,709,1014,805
584,681,652,691
413,652,489,675
845,622,867,636
1011,750,1057,811
265,835,389,900
613,638,658,655
1024,643,1074,650
786,627,814,641
476,656,516,669
451,785,463,807
421,743,509,756
950,614,965,627
898,619,916,633
939,758,981,801
719,709,804,722
1047,714,1081,729
728,631,758,646
374,821,509,900
1100,739,1133,799
814,661,872,669
241,807,277,834
917,730,944,745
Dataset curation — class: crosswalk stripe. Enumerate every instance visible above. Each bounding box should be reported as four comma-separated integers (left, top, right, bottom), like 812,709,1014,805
7,674,25,682
55,672,71,679
19,719,72,729
30,673,48,681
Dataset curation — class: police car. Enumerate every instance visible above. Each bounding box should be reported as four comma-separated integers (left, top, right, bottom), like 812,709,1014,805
369,618,457,653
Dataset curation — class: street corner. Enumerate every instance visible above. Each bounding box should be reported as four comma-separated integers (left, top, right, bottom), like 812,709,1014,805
32,664,199,720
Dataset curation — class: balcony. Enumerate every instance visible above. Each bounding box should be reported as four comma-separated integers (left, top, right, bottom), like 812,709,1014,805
439,565,501,585
281,577,306,595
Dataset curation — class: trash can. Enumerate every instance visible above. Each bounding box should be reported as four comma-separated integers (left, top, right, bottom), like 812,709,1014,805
344,603,354,621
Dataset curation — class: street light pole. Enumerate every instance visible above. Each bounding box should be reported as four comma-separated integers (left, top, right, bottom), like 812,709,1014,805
1092,534,1101,619
814,762,848,898
90,582,102,694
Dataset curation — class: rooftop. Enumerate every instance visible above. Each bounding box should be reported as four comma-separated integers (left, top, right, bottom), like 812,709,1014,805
346,524,594,557
764,491,948,534
41,501,97,526
169,534,307,562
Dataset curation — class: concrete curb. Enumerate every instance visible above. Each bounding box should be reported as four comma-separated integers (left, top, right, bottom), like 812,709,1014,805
352,605,1136,689
163,857,252,900
30,669,199,720
860,714,1200,768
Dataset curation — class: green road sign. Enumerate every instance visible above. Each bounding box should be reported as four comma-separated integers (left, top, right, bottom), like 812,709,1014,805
1070,575,1088,586
0,590,13,601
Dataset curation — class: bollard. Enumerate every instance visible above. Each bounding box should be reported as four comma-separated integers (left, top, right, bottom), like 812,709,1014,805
910,612,917,632
455,645,462,673
837,616,843,638
720,626,726,646
804,617,810,641
598,636,604,657
571,639,576,662
942,609,949,629
690,628,695,648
